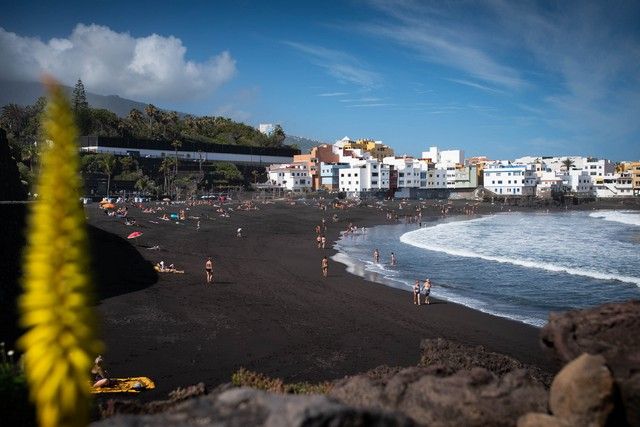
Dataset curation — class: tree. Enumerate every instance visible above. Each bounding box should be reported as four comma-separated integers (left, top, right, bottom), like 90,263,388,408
98,153,117,196
158,157,176,195
72,79,89,111
270,124,286,147
171,139,182,196
135,174,158,197
0,103,28,138
561,158,575,171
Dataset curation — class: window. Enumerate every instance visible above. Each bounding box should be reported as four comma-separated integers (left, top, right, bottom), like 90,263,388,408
498,180,503,184
372,180,378,185
399,172,405,177
372,172,379,177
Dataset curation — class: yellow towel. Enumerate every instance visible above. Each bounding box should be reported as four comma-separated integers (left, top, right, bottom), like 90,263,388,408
91,376,155,394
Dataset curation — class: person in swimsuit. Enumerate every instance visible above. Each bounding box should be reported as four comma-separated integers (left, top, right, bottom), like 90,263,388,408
92,355,110,388
205,257,213,284
413,280,421,305
423,278,432,305
374,248,380,263
321,256,329,278
391,252,397,266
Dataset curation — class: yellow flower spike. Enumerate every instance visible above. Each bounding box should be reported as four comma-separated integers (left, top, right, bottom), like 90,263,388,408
18,78,103,427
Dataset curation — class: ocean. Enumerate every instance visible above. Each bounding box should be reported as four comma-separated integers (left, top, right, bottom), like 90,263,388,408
332,210,640,327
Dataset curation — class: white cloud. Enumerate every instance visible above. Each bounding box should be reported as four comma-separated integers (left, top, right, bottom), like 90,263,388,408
445,78,505,94
284,41,381,87
317,92,348,97
362,1,525,90
0,24,236,102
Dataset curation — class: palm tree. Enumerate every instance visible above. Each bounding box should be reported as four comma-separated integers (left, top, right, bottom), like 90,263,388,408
561,158,575,171
159,157,176,196
171,139,182,189
100,153,117,197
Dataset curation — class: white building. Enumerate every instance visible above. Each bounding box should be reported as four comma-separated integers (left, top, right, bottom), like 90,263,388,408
422,146,464,166
259,123,276,135
594,173,634,198
338,160,390,196
267,163,311,191
483,163,537,196
583,158,615,180
421,164,448,188
537,171,564,196
566,170,595,194
383,156,422,189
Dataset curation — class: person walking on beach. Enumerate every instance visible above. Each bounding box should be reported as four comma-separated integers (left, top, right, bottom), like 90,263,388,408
413,280,421,305
321,256,329,278
321,235,326,249
423,278,432,305
391,252,397,266
205,257,213,284
374,248,380,263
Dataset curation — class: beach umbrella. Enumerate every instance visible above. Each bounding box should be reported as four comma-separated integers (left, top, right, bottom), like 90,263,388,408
127,231,143,239
102,203,116,209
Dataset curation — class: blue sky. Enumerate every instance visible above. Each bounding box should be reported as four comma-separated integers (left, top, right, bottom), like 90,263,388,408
1,0,639,161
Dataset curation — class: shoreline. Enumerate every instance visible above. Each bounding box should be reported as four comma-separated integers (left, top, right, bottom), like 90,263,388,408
86,198,639,401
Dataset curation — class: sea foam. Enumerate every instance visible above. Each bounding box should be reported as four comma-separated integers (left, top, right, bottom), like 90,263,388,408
589,210,640,227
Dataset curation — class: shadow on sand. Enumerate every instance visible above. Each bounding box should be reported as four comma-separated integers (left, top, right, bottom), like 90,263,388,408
88,225,158,300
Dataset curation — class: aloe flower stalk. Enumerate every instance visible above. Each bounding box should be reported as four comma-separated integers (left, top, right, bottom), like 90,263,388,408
19,79,103,427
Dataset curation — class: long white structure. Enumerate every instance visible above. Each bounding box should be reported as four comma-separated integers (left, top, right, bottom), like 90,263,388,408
80,136,297,166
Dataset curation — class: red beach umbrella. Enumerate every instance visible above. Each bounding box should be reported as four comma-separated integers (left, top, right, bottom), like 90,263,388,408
127,231,143,239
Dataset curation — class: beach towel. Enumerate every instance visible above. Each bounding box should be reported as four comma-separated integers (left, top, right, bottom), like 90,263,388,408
127,231,143,239
91,376,155,394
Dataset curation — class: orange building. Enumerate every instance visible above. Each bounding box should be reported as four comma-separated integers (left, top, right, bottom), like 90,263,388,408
293,144,340,190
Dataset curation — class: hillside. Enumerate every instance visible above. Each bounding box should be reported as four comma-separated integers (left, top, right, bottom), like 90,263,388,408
0,80,151,117
284,134,328,154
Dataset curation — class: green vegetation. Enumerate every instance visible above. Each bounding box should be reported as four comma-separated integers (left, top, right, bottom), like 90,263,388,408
231,368,332,395
0,343,36,427
1,79,288,196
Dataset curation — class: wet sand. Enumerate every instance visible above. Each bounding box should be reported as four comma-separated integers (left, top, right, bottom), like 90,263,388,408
87,198,585,401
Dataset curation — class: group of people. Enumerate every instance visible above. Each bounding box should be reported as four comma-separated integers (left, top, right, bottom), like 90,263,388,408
413,278,432,305
373,248,396,266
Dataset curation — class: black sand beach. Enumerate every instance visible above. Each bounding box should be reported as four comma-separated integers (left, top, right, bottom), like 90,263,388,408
87,198,581,401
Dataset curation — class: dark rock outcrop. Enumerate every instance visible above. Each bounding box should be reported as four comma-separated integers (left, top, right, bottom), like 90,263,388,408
0,128,27,344
541,301,640,426
329,366,547,427
419,338,554,386
92,387,415,427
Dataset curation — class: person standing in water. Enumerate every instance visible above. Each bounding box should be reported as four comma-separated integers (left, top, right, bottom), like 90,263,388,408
391,252,397,266
374,248,380,263
423,278,432,305
205,257,213,284
413,280,421,305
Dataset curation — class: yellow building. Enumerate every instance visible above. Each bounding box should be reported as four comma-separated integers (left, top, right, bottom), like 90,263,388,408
626,161,640,195
342,139,394,161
